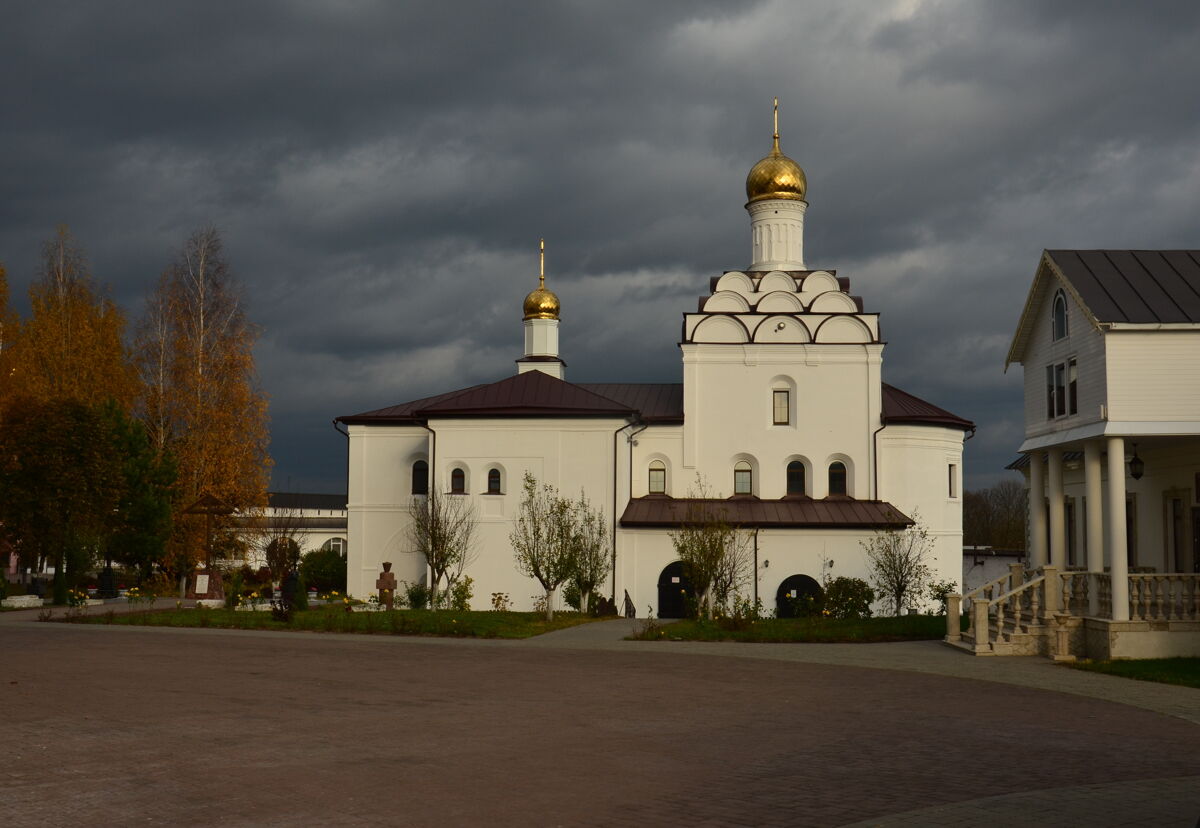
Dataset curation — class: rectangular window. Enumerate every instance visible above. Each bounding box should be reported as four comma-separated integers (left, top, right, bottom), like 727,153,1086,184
1054,363,1066,417
1046,365,1055,420
948,464,957,498
773,390,789,425
648,467,665,494
1067,358,1077,415
734,468,752,495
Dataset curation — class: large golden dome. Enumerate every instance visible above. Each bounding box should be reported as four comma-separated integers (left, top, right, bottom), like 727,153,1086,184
523,238,560,320
746,99,806,203
523,285,560,320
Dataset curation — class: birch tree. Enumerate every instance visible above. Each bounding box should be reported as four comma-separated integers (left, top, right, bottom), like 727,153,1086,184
511,472,575,621
15,227,134,409
567,492,609,615
133,228,271,587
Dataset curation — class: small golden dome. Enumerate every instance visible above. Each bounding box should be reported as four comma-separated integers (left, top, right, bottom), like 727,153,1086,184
523,238,560,320
523,285,560,320
746,136,807,203
746,99,806,203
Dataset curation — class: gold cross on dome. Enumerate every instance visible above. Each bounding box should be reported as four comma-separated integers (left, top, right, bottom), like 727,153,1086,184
539,238,545,288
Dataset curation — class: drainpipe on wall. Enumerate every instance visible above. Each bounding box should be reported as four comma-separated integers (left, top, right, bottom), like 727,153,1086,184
612,418,643,604
422,421,437,591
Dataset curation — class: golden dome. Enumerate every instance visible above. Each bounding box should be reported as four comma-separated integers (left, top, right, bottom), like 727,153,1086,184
523,285,560,320
523,238,560,320
745,99,806,203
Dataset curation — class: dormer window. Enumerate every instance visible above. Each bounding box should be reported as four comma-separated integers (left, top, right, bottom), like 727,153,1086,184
1052,291,1068,341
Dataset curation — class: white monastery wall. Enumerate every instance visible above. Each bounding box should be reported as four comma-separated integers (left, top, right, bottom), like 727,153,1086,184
682,343,882,498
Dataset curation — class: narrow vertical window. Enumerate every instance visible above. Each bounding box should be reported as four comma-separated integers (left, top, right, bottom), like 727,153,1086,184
773,390,789,425
948,464,957,498
450,468,465,494
1067,358,1077,415
828,462,847,496
487,468,501,494
786,461,806,496
1052,291,1068,341
734,461,753,495
1054,363,1066,417
648,461,666,494
411,460,429,495
1046,365,1055,420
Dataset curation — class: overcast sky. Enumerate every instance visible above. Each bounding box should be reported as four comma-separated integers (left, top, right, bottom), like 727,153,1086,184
4,1,1199,493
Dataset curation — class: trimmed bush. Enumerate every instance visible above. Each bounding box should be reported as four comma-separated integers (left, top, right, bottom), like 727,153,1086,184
823,577,874,619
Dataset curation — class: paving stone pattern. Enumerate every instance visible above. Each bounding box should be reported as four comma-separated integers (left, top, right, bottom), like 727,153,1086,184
0,616,1197,826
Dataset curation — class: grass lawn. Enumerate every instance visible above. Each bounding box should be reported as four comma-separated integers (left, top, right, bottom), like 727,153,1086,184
629,613,952,643
59,606,607,639
1069,657,1200,689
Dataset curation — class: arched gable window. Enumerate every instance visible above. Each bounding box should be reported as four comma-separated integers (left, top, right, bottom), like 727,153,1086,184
648,460,666,494
411,460,429,495
734,461,753,495
450,468,466,494
487,468,502,494
1052,291,1068,341
786,461,806,496
828,461,847,497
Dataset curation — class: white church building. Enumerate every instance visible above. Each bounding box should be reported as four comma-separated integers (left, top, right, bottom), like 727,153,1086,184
337,110,973,615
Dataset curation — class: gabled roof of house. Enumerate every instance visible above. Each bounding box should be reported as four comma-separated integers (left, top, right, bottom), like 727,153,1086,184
1007,250,1200,367
339,373,970,430
619,496,913,529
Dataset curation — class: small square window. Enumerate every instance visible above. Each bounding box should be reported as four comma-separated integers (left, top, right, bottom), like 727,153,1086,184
773,390,789,425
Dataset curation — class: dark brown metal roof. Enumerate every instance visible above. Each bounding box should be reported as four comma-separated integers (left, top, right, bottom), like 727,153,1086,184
578,383,684,423
881,383,974,431
268,492,347,511
1005,450,1084,471
620,496,913,529
1048,250,1200,323
338,371,635,423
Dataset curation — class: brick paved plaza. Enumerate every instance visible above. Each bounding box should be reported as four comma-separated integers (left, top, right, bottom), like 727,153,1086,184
1,615,1198,826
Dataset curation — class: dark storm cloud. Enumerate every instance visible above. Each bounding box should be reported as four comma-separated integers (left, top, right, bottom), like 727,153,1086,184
3,1,1198,492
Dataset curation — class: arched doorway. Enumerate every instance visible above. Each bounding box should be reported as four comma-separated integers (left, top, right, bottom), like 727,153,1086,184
776,574,822,618
657,561,694,619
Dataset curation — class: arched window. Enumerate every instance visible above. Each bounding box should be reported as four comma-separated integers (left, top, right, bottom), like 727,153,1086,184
487,468,502,494
648,460,666,494
320,537,347,557
1052,291,1068,341
450,468,466,494
734,461,753,495
786,461,806,496
828,461,847,496
411,460,429,495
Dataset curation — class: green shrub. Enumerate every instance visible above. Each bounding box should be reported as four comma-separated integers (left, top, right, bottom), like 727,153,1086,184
562,582,581,611
448,576,473,611
293,571,309,611
300,548,347,593
823,577,874,619
928,579,957,615
405,581,429,611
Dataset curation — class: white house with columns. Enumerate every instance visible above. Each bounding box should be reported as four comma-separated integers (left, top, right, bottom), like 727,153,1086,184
950,250,1200,658
338,106,972,617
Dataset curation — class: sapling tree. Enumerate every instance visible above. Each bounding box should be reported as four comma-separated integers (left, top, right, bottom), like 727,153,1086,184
863,514,933,616
567,491,609,615
669,477,751,618
511,472,575,621
409,491,477,610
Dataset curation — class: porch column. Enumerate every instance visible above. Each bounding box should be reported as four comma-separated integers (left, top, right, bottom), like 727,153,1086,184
1083,440,1104,615
1047,448,1066,569
1028,450,1047,569
1106,436,1129,621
